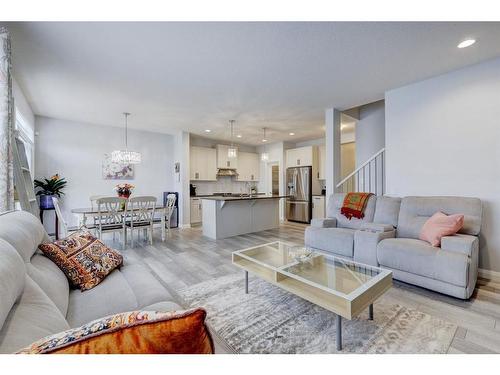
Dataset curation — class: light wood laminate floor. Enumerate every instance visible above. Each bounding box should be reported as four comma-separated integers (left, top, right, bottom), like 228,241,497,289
109,222,500,354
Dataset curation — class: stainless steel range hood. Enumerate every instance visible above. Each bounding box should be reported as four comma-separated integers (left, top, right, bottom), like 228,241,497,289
217,168,239,177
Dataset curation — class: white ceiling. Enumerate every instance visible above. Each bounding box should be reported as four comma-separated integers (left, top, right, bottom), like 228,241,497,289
5,22,500,145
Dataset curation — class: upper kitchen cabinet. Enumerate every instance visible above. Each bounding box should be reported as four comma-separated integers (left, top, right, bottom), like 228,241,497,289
286,146,317,168
216,144,238,169
190,146,217,181
318,144,326,179
237,152,260,182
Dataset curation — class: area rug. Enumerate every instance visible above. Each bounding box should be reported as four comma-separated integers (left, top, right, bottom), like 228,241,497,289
178,273,457,354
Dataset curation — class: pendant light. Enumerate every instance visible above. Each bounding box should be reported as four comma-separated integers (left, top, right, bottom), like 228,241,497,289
111,112,142,164
261,127,269,161
227,120,238,159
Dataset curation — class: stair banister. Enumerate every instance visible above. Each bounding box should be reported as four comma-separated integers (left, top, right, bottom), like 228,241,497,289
336,147,385,195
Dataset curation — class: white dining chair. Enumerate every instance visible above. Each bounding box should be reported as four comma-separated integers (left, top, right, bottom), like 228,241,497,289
52,197,83,239
126,196,156,246
95,197,127,249
164,193,177,234
152,193,176,239
89,195,106,234
90,195,105,210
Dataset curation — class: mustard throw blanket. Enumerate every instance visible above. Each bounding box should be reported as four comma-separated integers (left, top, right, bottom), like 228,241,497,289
340,192,373,220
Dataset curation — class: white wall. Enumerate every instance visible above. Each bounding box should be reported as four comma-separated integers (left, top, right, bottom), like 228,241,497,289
294,138,325,148
294,132,354,148
325,109,342,200
35,116,176,233
385,57,500,272
13,78,35,132
173,131,190,227
356,100,385,167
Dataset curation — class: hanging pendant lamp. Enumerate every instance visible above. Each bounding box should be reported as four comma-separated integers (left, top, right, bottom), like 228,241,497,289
111,112,142,164
227,120,238,159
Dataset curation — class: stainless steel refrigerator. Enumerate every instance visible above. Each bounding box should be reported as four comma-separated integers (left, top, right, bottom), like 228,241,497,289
286,166,312,223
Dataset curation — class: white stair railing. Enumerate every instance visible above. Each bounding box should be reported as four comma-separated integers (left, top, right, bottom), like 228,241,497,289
336,148,385,195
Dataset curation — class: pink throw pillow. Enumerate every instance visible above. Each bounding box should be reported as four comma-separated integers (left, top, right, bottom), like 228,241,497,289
419,212,464,247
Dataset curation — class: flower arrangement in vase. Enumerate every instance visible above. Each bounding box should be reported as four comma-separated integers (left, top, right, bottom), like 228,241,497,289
115,183,134,199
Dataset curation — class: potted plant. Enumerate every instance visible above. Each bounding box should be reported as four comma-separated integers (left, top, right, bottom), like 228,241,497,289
34,174,67,209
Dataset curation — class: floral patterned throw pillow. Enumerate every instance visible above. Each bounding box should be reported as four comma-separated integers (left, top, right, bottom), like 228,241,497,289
17,308,214,354
38,230,123,291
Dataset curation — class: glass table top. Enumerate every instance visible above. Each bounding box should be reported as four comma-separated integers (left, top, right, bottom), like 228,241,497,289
235,241,386,296
236,242,298,268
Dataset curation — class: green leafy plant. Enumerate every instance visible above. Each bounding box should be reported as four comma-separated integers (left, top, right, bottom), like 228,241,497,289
34,174,67,197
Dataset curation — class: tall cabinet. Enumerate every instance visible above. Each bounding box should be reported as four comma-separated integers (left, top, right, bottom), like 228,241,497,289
237,152,260,182
190,146,217,181
312,196,325,219
286,146,315,168
216,145,238,169
190,197,202,224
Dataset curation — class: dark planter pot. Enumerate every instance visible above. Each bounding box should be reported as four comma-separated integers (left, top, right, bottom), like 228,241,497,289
39,194,55,209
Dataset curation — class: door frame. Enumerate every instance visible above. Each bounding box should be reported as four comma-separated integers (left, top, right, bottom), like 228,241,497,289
265,161,285,221
266,161,279,195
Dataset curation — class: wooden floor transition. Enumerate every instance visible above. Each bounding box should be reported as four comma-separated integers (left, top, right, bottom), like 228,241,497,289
108,222,500,354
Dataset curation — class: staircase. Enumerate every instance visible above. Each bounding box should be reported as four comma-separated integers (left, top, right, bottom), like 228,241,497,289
336,148,385,195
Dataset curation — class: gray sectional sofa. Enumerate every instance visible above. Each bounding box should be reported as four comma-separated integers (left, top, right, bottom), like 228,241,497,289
305,193,482,299
0,210,182,353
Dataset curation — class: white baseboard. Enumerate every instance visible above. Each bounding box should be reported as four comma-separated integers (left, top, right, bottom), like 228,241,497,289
478,268,500,283
179,223,191,229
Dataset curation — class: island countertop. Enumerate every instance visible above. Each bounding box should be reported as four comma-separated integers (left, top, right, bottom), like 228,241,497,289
200,194,289,202
201,194,285,239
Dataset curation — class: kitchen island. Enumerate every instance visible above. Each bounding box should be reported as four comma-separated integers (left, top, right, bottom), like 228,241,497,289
201,195,288,239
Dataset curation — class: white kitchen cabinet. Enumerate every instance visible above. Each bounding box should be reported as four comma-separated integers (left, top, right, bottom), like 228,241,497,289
318,144,326,180
312,196,325,219
190,146,217,181
237,151,260,181
190,197,202,224
216,144,238,169
286,146,315,168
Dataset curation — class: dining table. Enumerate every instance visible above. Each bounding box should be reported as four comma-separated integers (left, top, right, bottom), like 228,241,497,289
71,204,172,241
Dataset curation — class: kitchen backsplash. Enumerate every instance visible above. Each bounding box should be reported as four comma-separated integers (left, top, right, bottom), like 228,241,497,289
192,177,258,196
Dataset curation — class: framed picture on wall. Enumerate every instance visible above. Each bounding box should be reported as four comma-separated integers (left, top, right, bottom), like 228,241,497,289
102,153,134,180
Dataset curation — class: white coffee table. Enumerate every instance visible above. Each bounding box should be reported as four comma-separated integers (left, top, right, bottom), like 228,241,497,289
232,241,392,350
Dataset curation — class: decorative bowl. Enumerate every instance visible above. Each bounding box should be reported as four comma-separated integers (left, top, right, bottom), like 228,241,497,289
290,246,314,263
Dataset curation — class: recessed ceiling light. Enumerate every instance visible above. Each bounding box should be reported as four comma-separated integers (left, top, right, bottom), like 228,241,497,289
262,139,268,142
205,129,211,133
289,132,295,136
457,39,476,49
236,134,242,138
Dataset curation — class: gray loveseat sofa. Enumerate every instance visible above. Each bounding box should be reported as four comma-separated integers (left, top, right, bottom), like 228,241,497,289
0,210,182,353
305,193,482,299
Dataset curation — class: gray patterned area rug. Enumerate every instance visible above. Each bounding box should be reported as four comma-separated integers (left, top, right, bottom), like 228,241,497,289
178,273,457,354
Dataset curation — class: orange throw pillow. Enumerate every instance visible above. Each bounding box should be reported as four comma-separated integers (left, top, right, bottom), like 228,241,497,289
419,212,464,247
38,230,123,291
17,308,214,354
